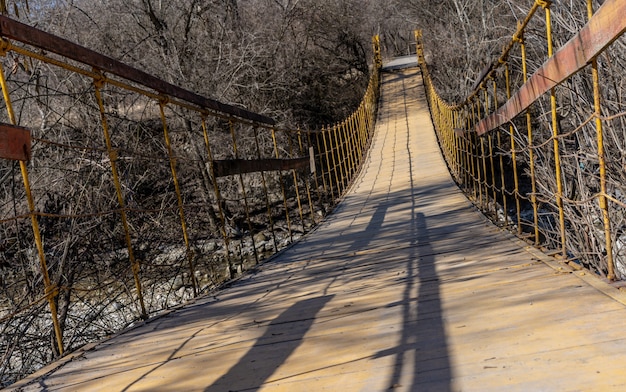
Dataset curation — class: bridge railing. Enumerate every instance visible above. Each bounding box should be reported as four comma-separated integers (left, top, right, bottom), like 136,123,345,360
0,16,380,384
417,0,626,282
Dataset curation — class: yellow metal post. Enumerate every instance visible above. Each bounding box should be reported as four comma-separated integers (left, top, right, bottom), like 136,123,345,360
488,133,497,216
201,116,236,277
485,88,497,216
520,36,540,243
272,128,294,242
480,136,488,212
332,125,346,193
469,105,479,201
342,121,354,178
0,62,65,355
493,79,508,225
463,110,472,193
298,130,316,224
227,121,250,265
310,131,326,198
338,123,350,187
543,2,567,257
475,99,486,209
93,78,148,320
286,131,305,232
355,108,363,165
455,111,462,182
253,127,278,252
321,127,335,202
159,101,199,294
505,63,522,234
372,35,382,70
350,114,360,171
587,0,615,280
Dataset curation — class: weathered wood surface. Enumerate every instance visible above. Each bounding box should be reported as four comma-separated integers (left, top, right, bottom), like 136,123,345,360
212,157,311,177
8,67,626,392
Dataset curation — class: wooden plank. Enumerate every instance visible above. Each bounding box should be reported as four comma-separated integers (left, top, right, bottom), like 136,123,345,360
476,0,626,135
212,157,310,177
0,16,275,126
0,123,30,161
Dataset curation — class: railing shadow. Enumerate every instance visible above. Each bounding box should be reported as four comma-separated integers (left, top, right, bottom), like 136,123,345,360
204,295,333,391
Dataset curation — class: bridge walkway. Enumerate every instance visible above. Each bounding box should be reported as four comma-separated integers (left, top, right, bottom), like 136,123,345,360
9,65,626,392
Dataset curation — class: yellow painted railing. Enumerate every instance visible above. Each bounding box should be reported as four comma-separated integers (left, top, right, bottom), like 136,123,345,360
0,17,380,383
417,0,626,282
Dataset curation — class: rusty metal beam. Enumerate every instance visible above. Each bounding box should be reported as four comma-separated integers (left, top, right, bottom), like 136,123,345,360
471,62,495,92
476,0,626,135
0,16,275,126
0,123,30,161
213,157,310,177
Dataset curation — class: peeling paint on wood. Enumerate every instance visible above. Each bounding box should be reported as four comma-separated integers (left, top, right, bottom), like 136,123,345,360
0,123,30,161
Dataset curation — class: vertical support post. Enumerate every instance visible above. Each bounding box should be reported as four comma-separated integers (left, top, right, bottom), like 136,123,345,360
321,127,335,203
93,76,147,320
352,112,359,166
485,87,497,216
350,114,360,172
372,35,382,70
272,128,294,242
159,100,198,295
480,136,488,212
463,110,472,193
455,111,463,183
587,0,615,280
477,97,488,211
519,35,540,244
338,123,350,189
0,61,65,355
298,130,316,224
450,110,457,179
332,125,346,194
505,62,522,234
253,127,278,253
443,108,454,166
357,105,366,157
201,116,235,278
488,133,497,216
469,105,479,201
493,78,508,225
543,2,567,257
342,121,354,179
286,130,305,232
311,131,327,197
228,120,259,264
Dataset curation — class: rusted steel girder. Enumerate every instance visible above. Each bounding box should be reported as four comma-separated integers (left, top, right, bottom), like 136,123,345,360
476,0,626,135
212,157,311,177
0,16,275,126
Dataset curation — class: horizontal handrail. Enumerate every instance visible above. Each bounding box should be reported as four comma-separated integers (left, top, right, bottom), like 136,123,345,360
476,0,626,135
0,16,275,125
417,0,626,286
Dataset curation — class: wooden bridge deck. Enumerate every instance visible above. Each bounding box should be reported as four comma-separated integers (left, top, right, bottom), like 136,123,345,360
9,66,626,392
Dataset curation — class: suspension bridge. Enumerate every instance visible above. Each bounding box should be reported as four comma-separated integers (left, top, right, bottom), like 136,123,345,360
7,60,626,391
3,0,626,390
